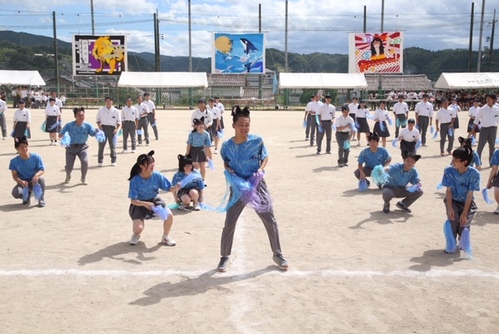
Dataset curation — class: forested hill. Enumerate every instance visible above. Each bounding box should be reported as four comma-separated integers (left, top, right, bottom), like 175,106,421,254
0,30,497,81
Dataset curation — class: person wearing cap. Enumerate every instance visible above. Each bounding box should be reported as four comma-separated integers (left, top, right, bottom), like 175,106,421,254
305,93,323,146
335,105,356,167
316,94,335,155
121,97,139,153
397,118,420,157
207,98,221,153
135,95,150,146
393,94,409,137
381,151,423,213
59,107,97,185
191,98,213,135
348,97,359,141
9,136,46,207
472,93,499,166
0,92,8,140
44,97,61,146
449,97,461,130
414,94,433,146
143,93,159,140
467,99,481,140
373,100,390,147
12,99,31,140
96,96,121,167
435,100,456,156
441,146,480,254
354,132,392,187
304,94,315,141
355,100,371,146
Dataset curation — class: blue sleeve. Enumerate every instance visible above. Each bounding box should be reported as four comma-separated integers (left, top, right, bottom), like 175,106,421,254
60,123,69,135
204,131,211,147
172,172,182,185
128,178,139,199
260,140,269,160
410,169,420,184
441,167,452,187
472,151,481,167
383,148,391,163
35,154,45,171
358,150,366,164
8,158,17,172
187,132,193,145
87,123,96,136
158,173,172,192
491,150,499,166
469,169,480,191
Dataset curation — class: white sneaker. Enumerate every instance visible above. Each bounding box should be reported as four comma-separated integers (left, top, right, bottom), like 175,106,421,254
121,150,127,154
494,206,499,215
111,162,117,167
131,150,135,153
98,163,104,167
81,178,88,185
129,234,140,245
161,235,176,246
214,149,218,154
193,203,201,211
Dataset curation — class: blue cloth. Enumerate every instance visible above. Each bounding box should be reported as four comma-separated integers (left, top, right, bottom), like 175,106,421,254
172,170,204,190
187,130,211,148
385,163,420,187
358,147,391,169
470,151,481,168
491,149,499,166
128,171,172,200
221,134,269,179
441,166,480,203
60,121,96,144
9,153,45,181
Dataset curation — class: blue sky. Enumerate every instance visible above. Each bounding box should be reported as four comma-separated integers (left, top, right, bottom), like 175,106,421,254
0,0,497,57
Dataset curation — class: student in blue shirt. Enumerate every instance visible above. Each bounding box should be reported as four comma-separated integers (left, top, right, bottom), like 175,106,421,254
382,151,423,213
172,154,204,211
441,147,480,253
59,107,97,185
9,136,45,207
186,117,212,182
354,132,392,188
128,150,180,246
217,105,288,272
486,149,499,214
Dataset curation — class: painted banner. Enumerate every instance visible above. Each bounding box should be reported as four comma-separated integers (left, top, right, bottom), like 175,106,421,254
212,33,265,74
72,35,127,76
348,32,403,73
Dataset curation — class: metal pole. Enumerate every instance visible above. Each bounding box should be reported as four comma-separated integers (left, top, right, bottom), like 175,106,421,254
468,2,475,72
477,0,486,72
363,6,367,33
154,11,161,105
90,0,95,35
53,11,60,96
381,0,385,32
258,4,263,100
490,9,496,71
188,0,193,108
284,0,288,106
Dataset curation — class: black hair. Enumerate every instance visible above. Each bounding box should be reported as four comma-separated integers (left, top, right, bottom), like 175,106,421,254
73,107,85,116
231,105,250,123
458,136,472,148
367,132,380,142
128,150,155,180
14,136,28,148
452,147,473,167
177,154,193,172
192,117,204,133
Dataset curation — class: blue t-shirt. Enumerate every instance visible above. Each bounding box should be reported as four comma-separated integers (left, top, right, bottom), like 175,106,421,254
187,130,211,148
441,166,480,203
60,121,96,144
358,147,391,169
221,134,268,179
172,170,205,190
9,153,45,181
128,171,172,200
385,163,420,187
491,149,499,166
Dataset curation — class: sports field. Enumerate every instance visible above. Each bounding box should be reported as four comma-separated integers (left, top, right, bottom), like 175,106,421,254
0,107,498,333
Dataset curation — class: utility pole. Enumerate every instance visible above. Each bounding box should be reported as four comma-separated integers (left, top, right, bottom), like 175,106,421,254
258,3,262,100
53,11,60,95
154,10,161,105
363,6,367,33
381,0,385,32
284,0,288,106
477,0,486,72
188,0,193,108
468,2,475,72
90,0,95,35
489,9,496,71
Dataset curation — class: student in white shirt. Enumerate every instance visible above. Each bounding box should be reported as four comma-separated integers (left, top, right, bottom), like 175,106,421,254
435,100,456,156
414,94,433,146
207,98,221,153
467,99,480,139
44,97,61,145
0,93,8,139
135,95,150,146
398,118,420,157
471,93,499,165
316,95,335,155
373,101,390,148
393,95,409,137
348,97,359,141
96,96,121,166
355,100,371,146
143,93,158,140
121,97,139,153
335,105,355,167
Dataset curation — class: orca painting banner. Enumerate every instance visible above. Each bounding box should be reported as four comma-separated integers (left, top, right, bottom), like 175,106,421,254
348,32,403,74
212,33,265,74
73,35,127,76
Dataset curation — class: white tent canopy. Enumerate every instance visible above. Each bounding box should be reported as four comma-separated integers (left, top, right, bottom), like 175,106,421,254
118,72,208,88
278,73,368,89
0,70,45,86
434,72,499,90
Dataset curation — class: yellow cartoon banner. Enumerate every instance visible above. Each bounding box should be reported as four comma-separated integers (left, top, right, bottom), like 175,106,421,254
72,35,127,76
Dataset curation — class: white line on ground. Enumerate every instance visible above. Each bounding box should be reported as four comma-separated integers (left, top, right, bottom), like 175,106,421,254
1,269,499,279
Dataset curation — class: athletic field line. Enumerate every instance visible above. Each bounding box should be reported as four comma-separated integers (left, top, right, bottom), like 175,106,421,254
1,269,499,279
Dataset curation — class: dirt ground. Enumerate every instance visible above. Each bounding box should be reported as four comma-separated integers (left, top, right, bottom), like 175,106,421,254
0,106,498,333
